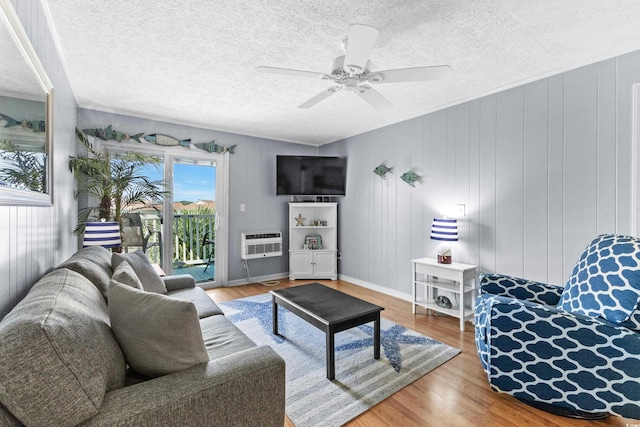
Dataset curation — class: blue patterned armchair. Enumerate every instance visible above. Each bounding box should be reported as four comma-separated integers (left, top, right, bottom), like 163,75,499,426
475,234,640,419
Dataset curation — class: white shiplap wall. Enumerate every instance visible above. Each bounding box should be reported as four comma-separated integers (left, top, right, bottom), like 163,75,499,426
323,51,640,299
0,0,78,318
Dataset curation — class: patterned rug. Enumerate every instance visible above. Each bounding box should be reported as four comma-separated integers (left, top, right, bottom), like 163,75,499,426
219,293,460,427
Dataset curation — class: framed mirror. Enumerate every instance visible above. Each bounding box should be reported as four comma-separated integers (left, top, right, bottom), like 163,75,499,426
0,0,53,206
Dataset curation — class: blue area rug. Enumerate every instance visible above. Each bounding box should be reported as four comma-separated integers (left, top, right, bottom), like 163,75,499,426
219,293,460,427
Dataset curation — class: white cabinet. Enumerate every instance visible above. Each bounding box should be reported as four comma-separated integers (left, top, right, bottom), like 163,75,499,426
288,202,337,280
411,258,478,331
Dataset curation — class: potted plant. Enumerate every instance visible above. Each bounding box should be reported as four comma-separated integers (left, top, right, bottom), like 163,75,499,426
68,128,168,236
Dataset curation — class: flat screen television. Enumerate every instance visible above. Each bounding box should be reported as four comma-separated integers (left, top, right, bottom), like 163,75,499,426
276,155,347,196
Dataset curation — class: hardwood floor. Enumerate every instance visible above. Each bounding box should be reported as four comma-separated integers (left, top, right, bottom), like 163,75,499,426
206,279,633,427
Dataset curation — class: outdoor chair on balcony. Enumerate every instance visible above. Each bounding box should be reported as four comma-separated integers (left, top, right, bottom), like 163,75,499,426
475,234,640,420
122,212,163,264
202,231,215,273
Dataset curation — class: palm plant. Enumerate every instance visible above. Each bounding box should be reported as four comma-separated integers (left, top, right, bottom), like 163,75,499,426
68,128,169,235
0,139,46,192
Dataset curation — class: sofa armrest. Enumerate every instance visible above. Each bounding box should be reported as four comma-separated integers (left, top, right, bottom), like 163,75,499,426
479,273,564,306
162,274,196,292
79,345,285,427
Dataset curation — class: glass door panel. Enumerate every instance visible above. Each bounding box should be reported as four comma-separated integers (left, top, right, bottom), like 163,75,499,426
170,158,217,284
118,156,164,268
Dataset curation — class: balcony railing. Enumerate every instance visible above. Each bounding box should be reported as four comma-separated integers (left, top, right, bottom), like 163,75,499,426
128,213,215,268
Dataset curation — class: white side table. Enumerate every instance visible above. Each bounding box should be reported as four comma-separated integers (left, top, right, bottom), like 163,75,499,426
411,257,478,331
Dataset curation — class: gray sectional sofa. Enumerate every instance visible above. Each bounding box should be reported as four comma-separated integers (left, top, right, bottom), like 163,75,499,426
0,246,285,427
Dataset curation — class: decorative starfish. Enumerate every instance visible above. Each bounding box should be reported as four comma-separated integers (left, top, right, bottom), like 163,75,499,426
335,323,439,372
295,213,305,226
222,298,286,343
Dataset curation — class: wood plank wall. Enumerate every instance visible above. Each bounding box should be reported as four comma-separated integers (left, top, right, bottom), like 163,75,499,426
0,0,78,318
322,52,640,298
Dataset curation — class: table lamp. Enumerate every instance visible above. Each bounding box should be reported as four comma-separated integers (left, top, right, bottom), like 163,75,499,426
430,217,458,264
82,219,122,249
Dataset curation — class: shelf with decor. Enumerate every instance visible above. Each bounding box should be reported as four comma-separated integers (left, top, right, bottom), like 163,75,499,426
411,257,478,331
288,202,337,280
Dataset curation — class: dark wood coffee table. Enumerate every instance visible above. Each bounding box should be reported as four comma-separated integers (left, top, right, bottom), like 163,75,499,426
270,282,384,380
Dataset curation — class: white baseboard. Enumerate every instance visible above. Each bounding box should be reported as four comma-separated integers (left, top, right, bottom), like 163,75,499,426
339,274,413,303
226,272,289,287
226,272,413,303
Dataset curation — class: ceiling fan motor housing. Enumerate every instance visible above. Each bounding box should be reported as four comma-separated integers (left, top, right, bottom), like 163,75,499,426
331,55,371,76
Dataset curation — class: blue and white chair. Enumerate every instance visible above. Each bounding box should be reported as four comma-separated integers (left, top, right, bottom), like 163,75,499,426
475,234,640,420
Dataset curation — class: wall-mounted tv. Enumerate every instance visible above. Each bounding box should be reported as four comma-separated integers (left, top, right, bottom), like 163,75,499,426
276,155,347,196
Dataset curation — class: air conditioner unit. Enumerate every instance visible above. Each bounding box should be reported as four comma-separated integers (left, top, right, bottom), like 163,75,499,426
241,231,283,260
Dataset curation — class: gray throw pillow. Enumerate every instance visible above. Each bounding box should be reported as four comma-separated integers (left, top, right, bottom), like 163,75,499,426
108,280,209,377
112,250,167,294
111,259,143,290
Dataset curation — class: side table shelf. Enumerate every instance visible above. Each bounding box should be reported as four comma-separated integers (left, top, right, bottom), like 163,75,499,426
411,257,478,331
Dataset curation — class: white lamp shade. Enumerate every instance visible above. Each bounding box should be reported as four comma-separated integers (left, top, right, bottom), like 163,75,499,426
83,221,122,248
430,218,458,242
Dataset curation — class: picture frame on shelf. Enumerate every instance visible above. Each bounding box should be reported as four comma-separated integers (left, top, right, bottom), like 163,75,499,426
304,234,323,250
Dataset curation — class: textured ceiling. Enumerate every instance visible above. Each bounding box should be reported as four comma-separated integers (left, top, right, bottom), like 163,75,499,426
43,0,640,146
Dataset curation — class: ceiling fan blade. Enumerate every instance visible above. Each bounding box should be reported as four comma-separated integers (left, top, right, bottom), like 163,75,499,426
298,87,340,109
357,85,392,110
368,65,452,84
257,66,330,80
343,24,378,73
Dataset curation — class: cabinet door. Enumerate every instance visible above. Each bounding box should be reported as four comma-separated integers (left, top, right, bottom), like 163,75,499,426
290,251,314,276
313,251,336,277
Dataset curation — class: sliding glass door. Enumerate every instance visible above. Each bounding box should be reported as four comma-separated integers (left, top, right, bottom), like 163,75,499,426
102,140,228,288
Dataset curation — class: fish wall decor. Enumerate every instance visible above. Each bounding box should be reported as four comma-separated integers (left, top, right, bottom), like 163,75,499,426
0,113,45,132
143,134,191,148
373,163,393,179
82,125,143,142
400,170,423,187
194,141,237,154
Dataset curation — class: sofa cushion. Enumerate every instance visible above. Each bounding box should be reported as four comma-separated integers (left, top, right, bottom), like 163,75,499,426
111,259,143,289
200,314,257,361
0,268,126,427
168,287,224,318
558,234,640,323
112,250,167,294
109,281,209,378
58,246,113,299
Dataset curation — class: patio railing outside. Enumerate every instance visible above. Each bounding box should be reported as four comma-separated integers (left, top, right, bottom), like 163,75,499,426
139,213,215,267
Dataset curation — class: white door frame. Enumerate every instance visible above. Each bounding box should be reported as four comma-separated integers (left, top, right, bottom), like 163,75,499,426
164,152,228,288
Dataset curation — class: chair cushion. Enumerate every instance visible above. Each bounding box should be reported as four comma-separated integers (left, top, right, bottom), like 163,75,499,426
109,281,209,378
558,234,640,323
112,250,167,294
111,259,143,289
57,246,114,299
0,268,126,427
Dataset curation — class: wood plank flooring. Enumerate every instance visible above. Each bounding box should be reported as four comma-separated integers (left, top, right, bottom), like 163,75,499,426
206,279,633,427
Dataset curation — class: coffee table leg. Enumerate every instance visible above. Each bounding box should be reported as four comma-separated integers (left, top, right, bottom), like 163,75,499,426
272,296,279,336
374,313,380,360
326,328,335,380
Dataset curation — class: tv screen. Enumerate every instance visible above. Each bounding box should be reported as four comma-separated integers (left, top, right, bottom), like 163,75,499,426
276,156,346,196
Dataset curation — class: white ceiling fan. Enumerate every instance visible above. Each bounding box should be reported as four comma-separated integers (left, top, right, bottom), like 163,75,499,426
257,24,451,111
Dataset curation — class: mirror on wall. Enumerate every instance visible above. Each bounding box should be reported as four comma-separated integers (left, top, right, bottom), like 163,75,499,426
0,0,53,206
